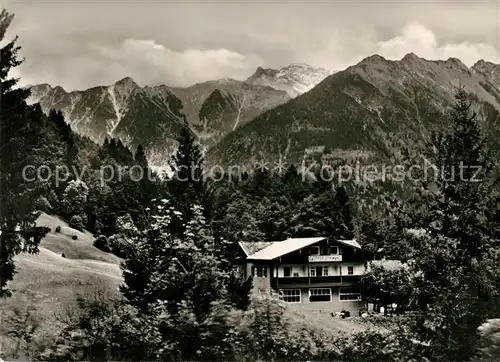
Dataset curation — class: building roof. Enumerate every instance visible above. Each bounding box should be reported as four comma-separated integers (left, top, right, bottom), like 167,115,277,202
247,237,327,261
238,241,276,256
337,238,362,249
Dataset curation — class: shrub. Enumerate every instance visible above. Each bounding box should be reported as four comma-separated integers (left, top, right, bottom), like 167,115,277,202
116,214,139,237
35,290,171,361
93,235,110,252
6,305,39,360
55,225,61,233
35,196,52,212
476,319,500,360
108,235,132,258
62,180,89,216
341,310,351,318
47,190,59,208
71,235,78,240
69,215,84,231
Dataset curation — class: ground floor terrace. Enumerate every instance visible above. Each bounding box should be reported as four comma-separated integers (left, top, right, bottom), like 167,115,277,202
270,285,366,313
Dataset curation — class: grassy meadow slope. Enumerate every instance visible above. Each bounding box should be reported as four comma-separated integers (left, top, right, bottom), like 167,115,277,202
0,213,122,357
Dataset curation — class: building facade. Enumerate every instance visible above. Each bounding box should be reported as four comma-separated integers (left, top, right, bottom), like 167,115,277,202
236,237,368,313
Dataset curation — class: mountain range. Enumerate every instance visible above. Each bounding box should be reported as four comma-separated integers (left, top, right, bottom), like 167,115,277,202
27,55,500,169
27,63,331,166
208,54,500,167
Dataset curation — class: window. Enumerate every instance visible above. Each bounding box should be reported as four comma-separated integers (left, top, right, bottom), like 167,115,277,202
339,287,361,301
309,246,320,255
309,288,331,302
310,266,329,277
279,289,301,303
330,246,338,255
252,266,267,277
284,267,291,277
309,267,316,277
293,272,299,277
347,266,354,275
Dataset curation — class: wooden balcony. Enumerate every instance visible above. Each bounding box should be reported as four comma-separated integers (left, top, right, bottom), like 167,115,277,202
276,276,310,285
274,275,361,288
339,275,362,284
275,276,340,287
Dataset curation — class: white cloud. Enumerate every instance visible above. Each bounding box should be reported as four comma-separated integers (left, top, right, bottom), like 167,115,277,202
376,22,499,66
93,39,263,88
15,38,263,90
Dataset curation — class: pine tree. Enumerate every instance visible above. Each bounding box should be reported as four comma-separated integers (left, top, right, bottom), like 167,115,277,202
411,87,490,261
335,185,354,238
0,9,49,297
401,87,500,360
47,108,75,164
134,144,148,168
168,123,211,228
132,144,159,230
171,123,203,184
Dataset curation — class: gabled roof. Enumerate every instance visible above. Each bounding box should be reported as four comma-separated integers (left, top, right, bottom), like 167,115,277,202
238,241,276,256
247,237,327,261
337,238,362,249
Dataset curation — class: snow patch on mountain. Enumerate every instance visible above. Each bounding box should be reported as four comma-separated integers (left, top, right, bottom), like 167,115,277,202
107,85,122,135
245,63,334,98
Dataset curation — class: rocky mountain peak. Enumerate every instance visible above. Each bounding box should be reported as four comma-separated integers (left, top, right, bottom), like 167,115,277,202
470,59,500,88
360,54,388,65
26,83,54,105
52,85,67,94
245,62,332,98
114,76,139,89
401,52,422,64
472,59,500,73
248,66,278,80
213,77,240,85
253,66,266,76
442,57,468,71
31,83,53,90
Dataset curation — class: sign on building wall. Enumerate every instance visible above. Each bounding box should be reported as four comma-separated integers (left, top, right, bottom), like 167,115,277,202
308,255,342,262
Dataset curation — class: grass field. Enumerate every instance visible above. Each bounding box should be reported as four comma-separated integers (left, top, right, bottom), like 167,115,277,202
281,300,391,338
0,213,122,358
284,306,386,335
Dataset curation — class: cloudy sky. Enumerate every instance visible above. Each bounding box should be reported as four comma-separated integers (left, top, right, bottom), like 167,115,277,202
3,0,499,90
